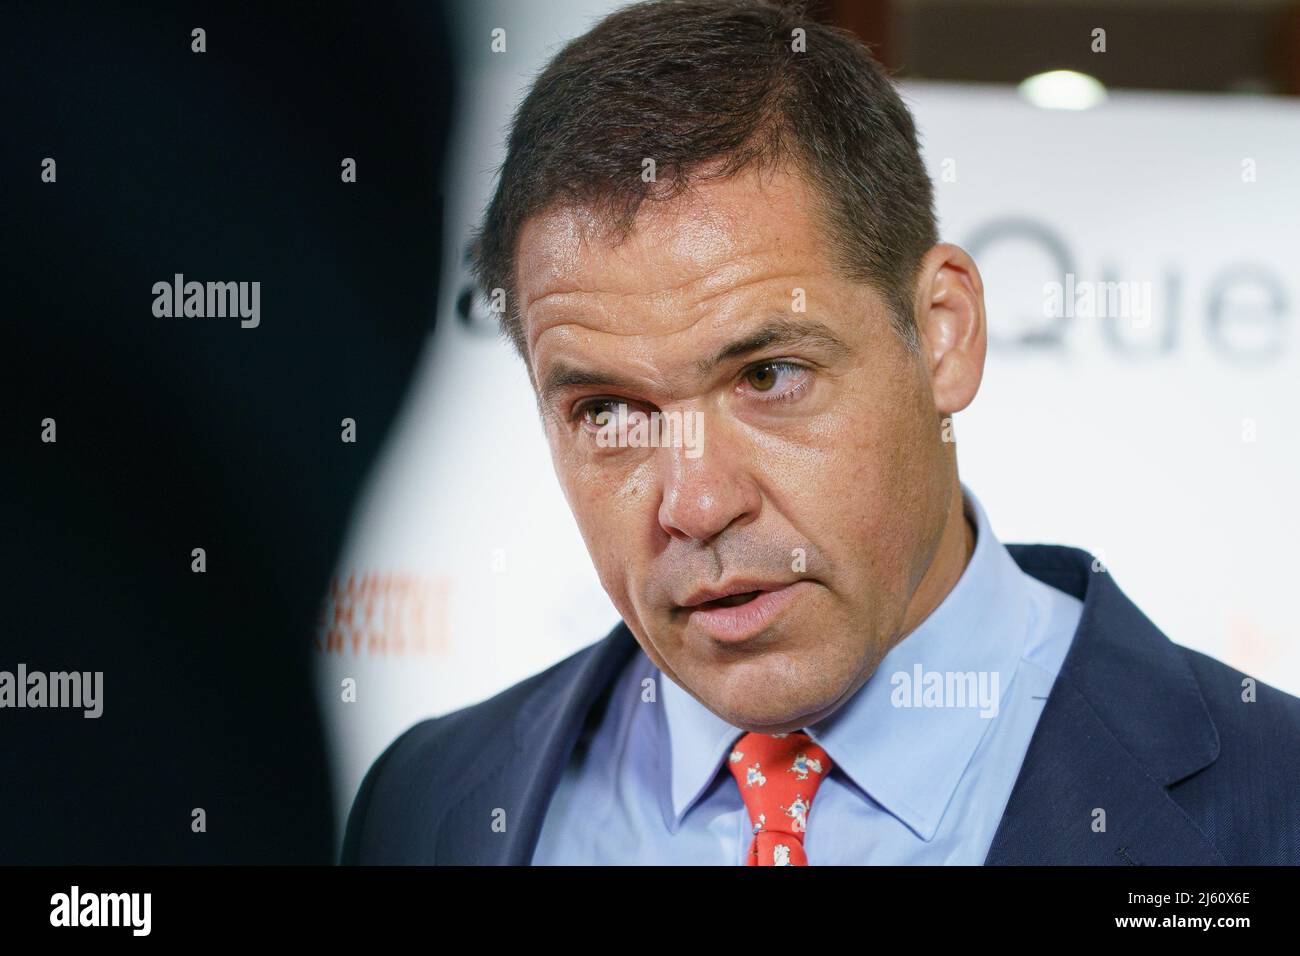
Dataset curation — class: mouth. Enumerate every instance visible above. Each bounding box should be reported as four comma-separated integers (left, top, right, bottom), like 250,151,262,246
694,590,765,609
677,580,813,645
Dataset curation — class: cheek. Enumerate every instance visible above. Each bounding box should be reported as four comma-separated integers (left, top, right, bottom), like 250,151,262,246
767,372,941,593
558,457,659,595
842,403,947,598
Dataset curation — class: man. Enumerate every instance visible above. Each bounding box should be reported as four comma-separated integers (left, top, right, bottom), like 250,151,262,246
343,0,1300,865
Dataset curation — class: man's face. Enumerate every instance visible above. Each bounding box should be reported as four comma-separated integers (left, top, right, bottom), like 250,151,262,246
516,164,956,732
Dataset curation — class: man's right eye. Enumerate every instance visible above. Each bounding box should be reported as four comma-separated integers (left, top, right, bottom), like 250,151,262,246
574,399,623,429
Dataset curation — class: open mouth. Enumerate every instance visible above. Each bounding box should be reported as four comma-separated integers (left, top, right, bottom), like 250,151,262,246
696,590,763,609
681,581,810,644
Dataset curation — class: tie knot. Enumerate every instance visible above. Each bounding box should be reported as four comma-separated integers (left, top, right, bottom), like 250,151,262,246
726,731,833,865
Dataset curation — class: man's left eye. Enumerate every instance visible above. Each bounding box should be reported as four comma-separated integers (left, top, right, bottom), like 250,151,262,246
740,361,807,398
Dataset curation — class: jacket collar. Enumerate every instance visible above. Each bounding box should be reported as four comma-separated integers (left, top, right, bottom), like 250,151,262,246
442,543,1222,864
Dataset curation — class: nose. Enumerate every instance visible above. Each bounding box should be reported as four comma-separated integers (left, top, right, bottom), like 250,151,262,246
656,418,761,545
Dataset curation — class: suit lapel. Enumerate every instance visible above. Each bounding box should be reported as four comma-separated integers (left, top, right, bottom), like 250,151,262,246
986,546,1223,864
983,673,1224,864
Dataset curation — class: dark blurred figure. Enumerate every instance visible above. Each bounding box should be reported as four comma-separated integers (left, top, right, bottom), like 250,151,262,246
1,1,456,862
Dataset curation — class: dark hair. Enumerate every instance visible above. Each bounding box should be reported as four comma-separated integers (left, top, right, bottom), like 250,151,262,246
470,0,938,361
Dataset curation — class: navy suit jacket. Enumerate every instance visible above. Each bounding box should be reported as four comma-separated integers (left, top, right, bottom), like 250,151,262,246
342,544,1300,865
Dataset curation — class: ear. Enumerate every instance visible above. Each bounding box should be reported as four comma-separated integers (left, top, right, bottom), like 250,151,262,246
912,243,987,416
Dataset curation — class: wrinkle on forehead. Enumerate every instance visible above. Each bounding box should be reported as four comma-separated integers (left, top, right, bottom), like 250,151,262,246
517,167,824,355
531,265,819,350
521,222,743,345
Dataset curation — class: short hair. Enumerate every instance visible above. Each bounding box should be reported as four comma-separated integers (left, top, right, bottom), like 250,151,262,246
469,0,938,363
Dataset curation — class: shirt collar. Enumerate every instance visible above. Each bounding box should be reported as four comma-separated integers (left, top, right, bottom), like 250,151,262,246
657,483,1035,840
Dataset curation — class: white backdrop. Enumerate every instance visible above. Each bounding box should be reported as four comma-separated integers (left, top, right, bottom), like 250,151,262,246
316,1,1300,846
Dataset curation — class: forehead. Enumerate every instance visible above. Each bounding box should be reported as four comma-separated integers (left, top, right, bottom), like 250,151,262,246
515,164,840,357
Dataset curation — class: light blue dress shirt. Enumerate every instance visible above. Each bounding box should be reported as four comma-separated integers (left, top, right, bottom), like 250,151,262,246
532,485,1084,864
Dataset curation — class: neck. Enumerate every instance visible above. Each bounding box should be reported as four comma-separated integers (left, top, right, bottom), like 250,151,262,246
897,481,976,640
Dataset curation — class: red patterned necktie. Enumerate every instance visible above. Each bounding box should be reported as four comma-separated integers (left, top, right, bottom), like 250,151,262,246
726,731,833,865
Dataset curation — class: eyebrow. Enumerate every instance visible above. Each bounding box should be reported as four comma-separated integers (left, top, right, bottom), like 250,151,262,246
537,317,852,406
695,318,851,377
538,364,641,403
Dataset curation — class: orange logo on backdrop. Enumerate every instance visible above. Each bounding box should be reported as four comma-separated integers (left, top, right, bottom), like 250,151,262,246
314,571,452,658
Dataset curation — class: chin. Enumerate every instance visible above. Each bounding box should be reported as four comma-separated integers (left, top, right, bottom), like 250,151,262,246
718,648,870,726
712,685,838,732
729,710,822,734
